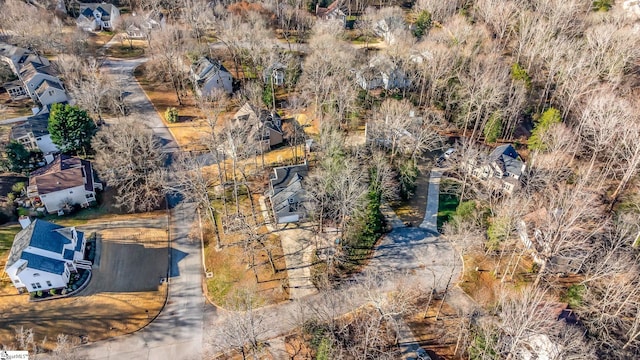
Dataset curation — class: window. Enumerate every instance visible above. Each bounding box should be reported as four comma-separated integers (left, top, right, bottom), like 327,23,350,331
46,281,52,287
33,273,40,277
31,283,37,289
48,90,54,96
36,282,42,289
69,190,73,194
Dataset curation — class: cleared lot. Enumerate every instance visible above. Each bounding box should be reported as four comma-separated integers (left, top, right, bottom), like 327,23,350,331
0,214,169,351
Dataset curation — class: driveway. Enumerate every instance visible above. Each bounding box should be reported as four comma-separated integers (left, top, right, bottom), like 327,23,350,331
77,202,204,360
99,58,179,153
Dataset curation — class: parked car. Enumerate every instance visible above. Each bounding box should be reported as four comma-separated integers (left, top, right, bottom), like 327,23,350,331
443,148,455,158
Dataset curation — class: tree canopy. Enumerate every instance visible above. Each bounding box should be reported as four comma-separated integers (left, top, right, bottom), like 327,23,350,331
48,104,96,155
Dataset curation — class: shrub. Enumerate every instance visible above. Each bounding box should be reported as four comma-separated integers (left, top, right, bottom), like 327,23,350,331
49,288,56,295
61,288,68,295
165,107,179,123
483,111,502,143
413,10,432,39
36,290,43,297
592,0,612,11
11,182,25,195
529,107,562,152
563,284,586,307
511,63,531,89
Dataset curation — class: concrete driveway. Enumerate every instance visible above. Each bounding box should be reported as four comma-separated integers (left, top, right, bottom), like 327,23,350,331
99,58,179,153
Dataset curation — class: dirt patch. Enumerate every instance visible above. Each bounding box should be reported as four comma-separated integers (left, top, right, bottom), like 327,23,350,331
134,65,210,151
407,298,465,360
0,213,169,351
459,251,535,309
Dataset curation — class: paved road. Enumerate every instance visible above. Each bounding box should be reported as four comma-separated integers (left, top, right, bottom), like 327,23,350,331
76,57,202,359
99,58,180,153
78,202,204,360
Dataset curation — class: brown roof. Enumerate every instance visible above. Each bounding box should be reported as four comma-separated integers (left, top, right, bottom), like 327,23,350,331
30,155,90,195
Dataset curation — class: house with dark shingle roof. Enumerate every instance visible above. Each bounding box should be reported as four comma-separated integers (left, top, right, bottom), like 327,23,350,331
466,144,526,194
190,57,233,96
18,62,69,108
233,102,284,150
4,218,89,292
27,155,102,214
268,163,308,224
10,114,59,156
77,3,120,31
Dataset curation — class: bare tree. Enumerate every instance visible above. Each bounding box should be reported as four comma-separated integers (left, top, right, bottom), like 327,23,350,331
92,120,166,213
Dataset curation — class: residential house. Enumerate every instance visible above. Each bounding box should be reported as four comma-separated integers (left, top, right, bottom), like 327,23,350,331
19,62,69,107
233,102,284,150
263,62,286,87
316,0,347,26
356,55,411,91
516,208,587,275
374,16,406,44
4,217,90,293
0,42,50,74
10,114,59,157
268,163,308,224
126,10,165,39
190,57,233,96
27,155,102,214
466,144,526,194
77,3,120,31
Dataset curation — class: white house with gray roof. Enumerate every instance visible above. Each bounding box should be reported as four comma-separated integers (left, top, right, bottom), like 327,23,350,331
466,144,526,194
190,57,233,96
4,218,89,293
268,163,308,224
77,3,120,31
10,114,59,156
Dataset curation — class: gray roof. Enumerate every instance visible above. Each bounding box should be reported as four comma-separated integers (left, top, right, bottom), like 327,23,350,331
80,3,116,18
20,252,66,275
270,164,308,222
488,144,524,177
19,62,57,85
270,164,308,190
10,114,50,140
6,219,83,270
35,79,64,96
191,57,230,83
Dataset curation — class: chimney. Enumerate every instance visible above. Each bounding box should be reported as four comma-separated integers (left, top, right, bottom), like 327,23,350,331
19,216,32,229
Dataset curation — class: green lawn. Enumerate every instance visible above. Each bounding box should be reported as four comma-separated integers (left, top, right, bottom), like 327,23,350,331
437,192,459,231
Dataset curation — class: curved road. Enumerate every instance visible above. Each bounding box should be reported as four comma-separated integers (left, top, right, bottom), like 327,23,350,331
76,56,460,359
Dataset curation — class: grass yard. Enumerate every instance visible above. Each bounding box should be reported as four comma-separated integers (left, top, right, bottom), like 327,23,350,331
204,231,289,308
0,213,169,351
105,44,145,58
134,65,210,151
437,191,459,231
